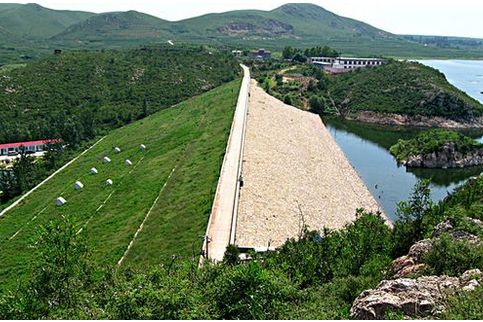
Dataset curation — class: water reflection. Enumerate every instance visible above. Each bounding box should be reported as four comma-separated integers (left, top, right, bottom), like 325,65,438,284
324,117,483,221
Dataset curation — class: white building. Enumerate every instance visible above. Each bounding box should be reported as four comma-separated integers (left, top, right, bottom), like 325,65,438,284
310,57,386,74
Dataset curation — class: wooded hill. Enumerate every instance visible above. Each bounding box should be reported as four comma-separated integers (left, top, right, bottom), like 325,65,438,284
327,61,483,123
0,45,240,145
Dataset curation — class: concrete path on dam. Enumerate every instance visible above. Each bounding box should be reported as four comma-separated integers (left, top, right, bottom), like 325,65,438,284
235,80,386,249
202,65,250,262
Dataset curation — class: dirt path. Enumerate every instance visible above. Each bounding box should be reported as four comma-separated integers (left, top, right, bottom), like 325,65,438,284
235,80,385,248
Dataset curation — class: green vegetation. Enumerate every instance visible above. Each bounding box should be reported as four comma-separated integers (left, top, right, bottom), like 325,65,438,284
390,129,483,162
2,3,483,65
0,45,238,206
3,175,483,319
0,3,94,39
327,61,483,120
0,79,240,288
0,45,238,146
52,11,172,42
282,45,339,61
258,60,483,123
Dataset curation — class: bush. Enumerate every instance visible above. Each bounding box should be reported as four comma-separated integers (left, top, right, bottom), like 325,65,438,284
422,234,483,276
392,179,433,257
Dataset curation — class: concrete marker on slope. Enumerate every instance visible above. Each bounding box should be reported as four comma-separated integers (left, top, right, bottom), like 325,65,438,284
0,136,106,218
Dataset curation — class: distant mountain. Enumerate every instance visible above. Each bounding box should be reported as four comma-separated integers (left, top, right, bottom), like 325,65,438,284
52,10,173,41
172,3,395,41
0,3,95,39
52,3,419,56
1,2,483,60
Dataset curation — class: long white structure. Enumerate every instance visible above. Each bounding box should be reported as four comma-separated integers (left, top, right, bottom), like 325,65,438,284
200,64,250,263
310,56,386,73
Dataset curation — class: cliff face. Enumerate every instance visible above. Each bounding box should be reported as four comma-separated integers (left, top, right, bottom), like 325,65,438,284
403,142,483,168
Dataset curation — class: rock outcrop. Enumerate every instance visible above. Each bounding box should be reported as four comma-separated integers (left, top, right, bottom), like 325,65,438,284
350,269,483,319
389,218,481,279
403,142,483,168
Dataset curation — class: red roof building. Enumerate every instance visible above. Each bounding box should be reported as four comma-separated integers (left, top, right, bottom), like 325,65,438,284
0,139,62,156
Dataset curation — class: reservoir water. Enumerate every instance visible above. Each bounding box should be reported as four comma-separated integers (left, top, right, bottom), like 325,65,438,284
324,60,483,220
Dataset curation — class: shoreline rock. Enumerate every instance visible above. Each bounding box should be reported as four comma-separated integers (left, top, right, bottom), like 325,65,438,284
402,142,483,168
346,111,483,128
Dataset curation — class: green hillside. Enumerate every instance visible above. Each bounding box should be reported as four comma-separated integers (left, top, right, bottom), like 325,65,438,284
0,79,240,288
54,3,426,56
49,3,467,58
173,3,394,42
327,61,483,121
0,45,239,145
0,3,95,39
53,11,173,42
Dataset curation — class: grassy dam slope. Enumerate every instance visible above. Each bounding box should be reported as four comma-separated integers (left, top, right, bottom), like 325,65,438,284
0,79,240,288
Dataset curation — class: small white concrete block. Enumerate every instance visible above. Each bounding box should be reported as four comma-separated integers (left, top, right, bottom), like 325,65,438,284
114,147,121,154
91,167,98,175
75,181,84,190
103,156,111,163
140,144,146,151
125,159,132,166
56,197,66,206
106,179,113,186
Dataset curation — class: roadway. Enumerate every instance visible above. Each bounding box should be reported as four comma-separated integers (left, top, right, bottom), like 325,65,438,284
201,64,250,262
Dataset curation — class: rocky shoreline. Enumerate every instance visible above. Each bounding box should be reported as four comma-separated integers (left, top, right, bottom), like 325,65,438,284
401,142,483,168
347,111,483,129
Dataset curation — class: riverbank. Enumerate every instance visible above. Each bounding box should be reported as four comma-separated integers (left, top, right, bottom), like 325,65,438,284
235,80,385,249
348,111,483,128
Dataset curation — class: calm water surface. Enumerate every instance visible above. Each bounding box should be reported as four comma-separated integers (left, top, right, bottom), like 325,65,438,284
324,60,483,220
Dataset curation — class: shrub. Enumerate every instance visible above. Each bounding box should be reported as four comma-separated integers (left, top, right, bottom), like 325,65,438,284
422,234,483,276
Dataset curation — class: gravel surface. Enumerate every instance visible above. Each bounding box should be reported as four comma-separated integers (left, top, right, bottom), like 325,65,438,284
235,81,385,248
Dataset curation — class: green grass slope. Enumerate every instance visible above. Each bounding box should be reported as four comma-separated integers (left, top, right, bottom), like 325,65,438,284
328,61,483,121
0,45,239,144
0,79,241,288
52,11,173,42
0,3,95,39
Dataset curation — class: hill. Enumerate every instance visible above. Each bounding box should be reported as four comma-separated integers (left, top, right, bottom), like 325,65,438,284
0,45,239,146
0,79,241,288
172,3,394,42
0,3,95,39
52,11,173,42
50,3,478,58
327,61,483,126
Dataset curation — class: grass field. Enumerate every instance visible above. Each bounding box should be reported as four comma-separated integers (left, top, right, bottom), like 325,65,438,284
0,79,240,288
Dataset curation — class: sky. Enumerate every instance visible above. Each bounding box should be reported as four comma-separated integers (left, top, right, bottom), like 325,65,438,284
5,0,483,39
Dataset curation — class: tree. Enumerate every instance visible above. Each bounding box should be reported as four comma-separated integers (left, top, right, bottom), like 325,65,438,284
282,46,299,60
44,141,64,170
142,97,149,118
27,217,96,317
284,95,293,105
309,95,327,114
275,74,283,87
292,53,307,63
392,179,433,257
